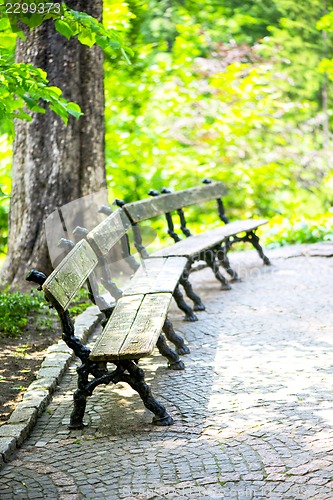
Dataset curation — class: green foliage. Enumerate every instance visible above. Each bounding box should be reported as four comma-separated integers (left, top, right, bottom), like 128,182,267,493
1,0,333,257
69,288,91,317
0,134,12,255
2,1,127,54
0,286,92,338
103,0,333,225
0,0,129,127
184,0,281,44
263,213,333,247
256,0,332,108
0,290,46,338
0,52,83,126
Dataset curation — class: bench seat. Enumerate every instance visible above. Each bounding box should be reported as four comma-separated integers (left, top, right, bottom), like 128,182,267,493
151,219,268,258
122,256,188,296
90,292,172,361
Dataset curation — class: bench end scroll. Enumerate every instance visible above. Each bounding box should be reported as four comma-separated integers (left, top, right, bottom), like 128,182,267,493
26,269,47,290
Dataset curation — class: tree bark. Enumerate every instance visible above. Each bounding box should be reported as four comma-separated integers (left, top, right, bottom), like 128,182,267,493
0,0,106,289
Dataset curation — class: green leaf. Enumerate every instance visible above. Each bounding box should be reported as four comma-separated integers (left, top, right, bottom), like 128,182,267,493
107,40,121,50
96,36,109,50
49,103,68,124
66,102,83,119
55,19,74,40
16,30,26,41
23,95,45,113
0,18,10,31
47,86,62,97
77,29,95,47
120,48,131,65
23,14,44,29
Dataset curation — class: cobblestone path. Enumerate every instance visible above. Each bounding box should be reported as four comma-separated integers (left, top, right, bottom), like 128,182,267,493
1,245,333,499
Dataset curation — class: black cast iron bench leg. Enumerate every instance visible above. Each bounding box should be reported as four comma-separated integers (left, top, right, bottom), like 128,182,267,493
122,360,174,426
215,244,240,282
246,231,271,265
69,359,174,429
179,266,206,311
69,361,97,430
69,388,89,430
173,285,198,322
156,334,185,370
162,317,190,356
203,250,232,290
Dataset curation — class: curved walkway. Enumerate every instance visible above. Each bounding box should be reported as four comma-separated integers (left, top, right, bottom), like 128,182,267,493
1,243,333,499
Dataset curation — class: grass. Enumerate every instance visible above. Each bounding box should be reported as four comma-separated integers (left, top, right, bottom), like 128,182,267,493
0,290,47,338
0,287,91,339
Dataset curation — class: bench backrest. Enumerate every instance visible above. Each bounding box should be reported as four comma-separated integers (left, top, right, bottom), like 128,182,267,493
123,181,227,223
120,181,229,247
43,239,98,311
86,208,131,257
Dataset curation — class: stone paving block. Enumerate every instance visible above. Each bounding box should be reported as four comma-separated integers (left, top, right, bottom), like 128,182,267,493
0,437,17,464
45,341,73,357
22,395,51,417
0,422,32,446
27,377,58,392
40,352,72,368
8,403,38,427
36,367,64,384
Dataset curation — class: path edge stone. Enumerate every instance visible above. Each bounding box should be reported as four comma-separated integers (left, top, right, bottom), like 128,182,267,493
0,305,103,469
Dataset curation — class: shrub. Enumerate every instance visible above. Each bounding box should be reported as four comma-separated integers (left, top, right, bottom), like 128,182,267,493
0,291,46,338
262,213,333,248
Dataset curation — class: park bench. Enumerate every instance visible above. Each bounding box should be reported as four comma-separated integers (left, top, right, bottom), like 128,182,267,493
26,208,192,429
96,205,205,318
118,179,270,290
70,214,191,357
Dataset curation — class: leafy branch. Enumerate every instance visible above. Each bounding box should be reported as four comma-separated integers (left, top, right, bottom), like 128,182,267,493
0,0,131,123
0,48,82,123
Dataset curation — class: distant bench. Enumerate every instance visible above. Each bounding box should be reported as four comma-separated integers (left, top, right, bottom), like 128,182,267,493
96,206,205,318
26,208,200,429
117,179,270,290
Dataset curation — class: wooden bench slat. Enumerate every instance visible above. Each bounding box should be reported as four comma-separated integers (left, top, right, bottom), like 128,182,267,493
90,294,145,361
119,293,172,359
123,256,187,295
90,293,172,361
151,257,187,292
124,182,227,223
43,239,98,310
125,258,166,293
151,219,268,258
87,208,131,257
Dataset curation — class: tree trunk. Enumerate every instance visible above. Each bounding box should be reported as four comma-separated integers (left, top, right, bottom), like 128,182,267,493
0,0,106,289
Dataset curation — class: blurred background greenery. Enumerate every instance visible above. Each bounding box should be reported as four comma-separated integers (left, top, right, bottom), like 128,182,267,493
1,0,333,268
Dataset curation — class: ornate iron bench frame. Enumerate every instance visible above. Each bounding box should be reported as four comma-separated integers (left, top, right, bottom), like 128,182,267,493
26,209,193,430
97,204,205,319
117,179,270,290
69,223,191,360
